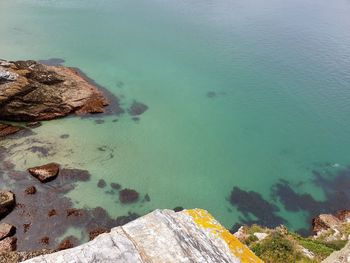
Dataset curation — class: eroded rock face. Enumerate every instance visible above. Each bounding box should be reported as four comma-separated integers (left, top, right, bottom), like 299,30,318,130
0,60,109,121
28,163,60,183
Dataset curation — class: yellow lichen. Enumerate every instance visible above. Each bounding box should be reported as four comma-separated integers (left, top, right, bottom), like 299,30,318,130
186,209,263,263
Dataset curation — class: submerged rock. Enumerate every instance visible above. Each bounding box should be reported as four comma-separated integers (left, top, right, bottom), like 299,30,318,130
0,59,109,121
127,101,148,116
28,163,60,183
25,186,37,195
119,189,139,204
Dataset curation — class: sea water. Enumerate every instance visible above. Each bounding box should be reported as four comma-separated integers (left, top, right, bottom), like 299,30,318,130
1,0,350,232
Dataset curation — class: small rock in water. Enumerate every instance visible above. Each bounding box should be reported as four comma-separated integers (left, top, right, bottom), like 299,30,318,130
48,209,57,217
0,191,15,218
173,206,184,212
28,163,60,183
58,236,78,250
40,237,50,245
94,119,105,124
89,228,109,240
25,186,37,195
60,134,70,139
127,101,148,116
110,183,121,190
144,194,151,202
0,237,17,252
26,122,42,128
119,189,139,204
0,123,23,138
0,223,16,241
97,179,106,188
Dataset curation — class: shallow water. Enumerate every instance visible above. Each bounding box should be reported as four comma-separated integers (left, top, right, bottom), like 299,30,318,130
1,0,350,234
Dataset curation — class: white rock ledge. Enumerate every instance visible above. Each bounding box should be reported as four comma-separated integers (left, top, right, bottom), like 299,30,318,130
23,209,262,263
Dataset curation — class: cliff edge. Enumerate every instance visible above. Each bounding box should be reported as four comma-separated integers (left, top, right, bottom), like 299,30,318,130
22,209,262,263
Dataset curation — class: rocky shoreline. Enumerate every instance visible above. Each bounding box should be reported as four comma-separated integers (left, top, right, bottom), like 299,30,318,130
1,59,349,262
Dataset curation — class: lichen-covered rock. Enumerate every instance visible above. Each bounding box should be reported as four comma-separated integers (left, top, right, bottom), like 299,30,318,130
28,163,59,183
23,209,262,263
0,60,108,121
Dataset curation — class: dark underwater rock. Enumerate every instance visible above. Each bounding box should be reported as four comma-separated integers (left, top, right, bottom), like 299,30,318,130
119,189,139,204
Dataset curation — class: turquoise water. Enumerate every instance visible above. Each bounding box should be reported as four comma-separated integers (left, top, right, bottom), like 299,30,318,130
1,0,350,232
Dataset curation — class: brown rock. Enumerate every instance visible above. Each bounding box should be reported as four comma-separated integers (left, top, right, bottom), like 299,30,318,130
0,191,15,218
28,163,59,183
0,123,22,138
0,224,16,240
0,237,17,252
89,228,109,240
119,189,139,204
25,186,36,195
48,209,57,217
58,236,78,250
312,214,341,233
39,237,49,245
0,60,109,121
66,208,83,217
336,210,350,221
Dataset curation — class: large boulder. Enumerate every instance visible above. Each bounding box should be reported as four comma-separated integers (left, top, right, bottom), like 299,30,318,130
0,60,108,121
0,191,15,218
28,163,60,183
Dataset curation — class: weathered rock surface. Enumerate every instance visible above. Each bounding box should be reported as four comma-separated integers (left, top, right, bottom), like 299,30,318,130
0,191,15,219
0,224,15,241
0,123,23,138
0,60,108,121
23,209,262,263
27,163,59,183
322,241,350,263
0,237,16,252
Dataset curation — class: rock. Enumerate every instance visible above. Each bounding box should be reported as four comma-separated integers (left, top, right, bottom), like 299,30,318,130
0,191,15,218
127,101,148,116
58,236,78,250
0,237,17,252
0,70,18,82
40,237,49,246
0,60,109,121
48,209,57,217
25,122,41,128
25,186,37,195
119,189,139,204
115,212,140,226
322,240,350,263
173,206,184,212
22,209,262,263
312,214,341,233
336,210,350,222
97,179,106,188
0,123,22,138
110,183,121,190
0,224,16,240
89,228,109,240
253,232,268,241
28,163,60,183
